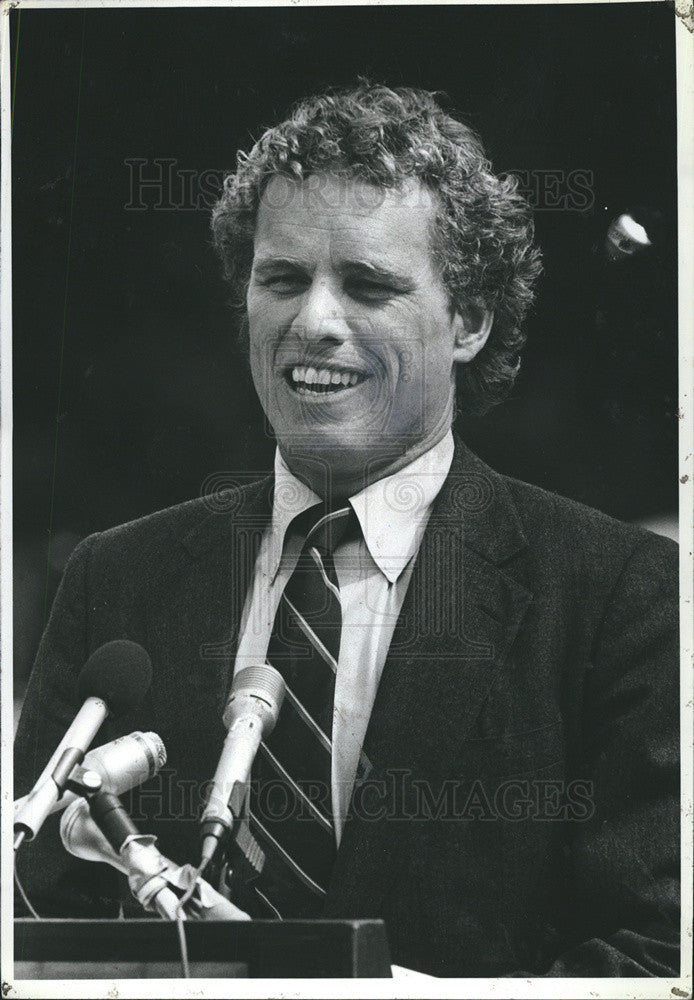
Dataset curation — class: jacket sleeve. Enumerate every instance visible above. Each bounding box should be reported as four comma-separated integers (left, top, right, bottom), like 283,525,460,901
541,532,680,976
14,533,123,918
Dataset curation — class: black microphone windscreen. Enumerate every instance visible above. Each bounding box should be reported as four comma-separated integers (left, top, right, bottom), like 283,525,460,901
77,640,153,717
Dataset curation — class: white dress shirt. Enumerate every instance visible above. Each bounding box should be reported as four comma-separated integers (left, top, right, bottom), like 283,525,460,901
234,430,454,843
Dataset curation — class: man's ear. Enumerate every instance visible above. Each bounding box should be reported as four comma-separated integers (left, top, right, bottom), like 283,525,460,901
451,303,494,363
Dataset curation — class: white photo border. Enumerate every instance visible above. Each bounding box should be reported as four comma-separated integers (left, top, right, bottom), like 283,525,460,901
1,2,691,997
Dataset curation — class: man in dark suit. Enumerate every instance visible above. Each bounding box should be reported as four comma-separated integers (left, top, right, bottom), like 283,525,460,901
14,83,679,977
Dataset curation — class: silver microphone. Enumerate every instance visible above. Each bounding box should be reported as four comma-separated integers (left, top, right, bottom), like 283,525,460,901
14,731,166,835
200,664,286,865
14,641,152,847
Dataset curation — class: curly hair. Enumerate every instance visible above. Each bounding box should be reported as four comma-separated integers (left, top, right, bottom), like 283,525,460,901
211,82,542,415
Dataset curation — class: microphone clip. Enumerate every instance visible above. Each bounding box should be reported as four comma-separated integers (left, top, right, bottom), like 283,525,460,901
64,765,105,798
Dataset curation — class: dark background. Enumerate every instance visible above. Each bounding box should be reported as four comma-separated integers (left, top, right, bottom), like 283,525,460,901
11,4,678,697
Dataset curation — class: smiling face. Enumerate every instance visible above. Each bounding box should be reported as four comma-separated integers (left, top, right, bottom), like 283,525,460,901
247,172,479,498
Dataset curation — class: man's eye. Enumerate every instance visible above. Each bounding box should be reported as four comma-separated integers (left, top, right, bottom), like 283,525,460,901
348,280,394,301
262,274,307,293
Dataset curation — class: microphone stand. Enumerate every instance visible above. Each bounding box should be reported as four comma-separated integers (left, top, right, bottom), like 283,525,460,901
63,767,182,919
198,777,267,914
61,768,245,921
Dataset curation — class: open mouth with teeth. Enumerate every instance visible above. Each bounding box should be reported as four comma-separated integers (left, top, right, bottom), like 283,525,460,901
286,365,367,396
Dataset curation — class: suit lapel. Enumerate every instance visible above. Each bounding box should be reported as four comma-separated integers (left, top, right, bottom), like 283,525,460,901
164,475,274,722
324,438,533,917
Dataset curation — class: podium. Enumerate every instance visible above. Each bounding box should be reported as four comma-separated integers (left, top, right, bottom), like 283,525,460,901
14,918,392,978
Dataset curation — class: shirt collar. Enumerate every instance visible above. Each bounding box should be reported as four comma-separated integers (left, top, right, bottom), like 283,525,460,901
269,430,454,584
349,431,454,583
267,450,323,580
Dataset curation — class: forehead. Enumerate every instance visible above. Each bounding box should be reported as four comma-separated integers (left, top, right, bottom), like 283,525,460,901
254,172,438,267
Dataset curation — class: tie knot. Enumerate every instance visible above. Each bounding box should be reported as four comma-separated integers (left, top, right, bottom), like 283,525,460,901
299,504,354,556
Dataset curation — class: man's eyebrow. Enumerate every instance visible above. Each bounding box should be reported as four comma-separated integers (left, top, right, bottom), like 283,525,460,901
252,255,307,271
252,256,414,287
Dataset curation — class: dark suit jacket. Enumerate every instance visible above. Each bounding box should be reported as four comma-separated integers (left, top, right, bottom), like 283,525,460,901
14,438,680,977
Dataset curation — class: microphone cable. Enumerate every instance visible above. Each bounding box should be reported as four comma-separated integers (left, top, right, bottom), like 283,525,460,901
174,854,210,978
15,847,194,981
175,911,190,979
14,860,41,920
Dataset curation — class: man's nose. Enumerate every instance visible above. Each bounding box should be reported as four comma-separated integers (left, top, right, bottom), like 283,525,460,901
291,278,350,343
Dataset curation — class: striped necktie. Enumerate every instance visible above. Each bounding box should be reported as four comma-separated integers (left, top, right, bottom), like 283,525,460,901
247,503,354,918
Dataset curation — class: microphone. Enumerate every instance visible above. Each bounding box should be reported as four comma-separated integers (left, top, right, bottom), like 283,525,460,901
200,664,286,865
14,640,153,847
14,730,166,824
61,796,247,921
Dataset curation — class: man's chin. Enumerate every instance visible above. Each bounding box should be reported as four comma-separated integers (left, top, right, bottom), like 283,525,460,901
276,429,410,495
277,425,364,463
